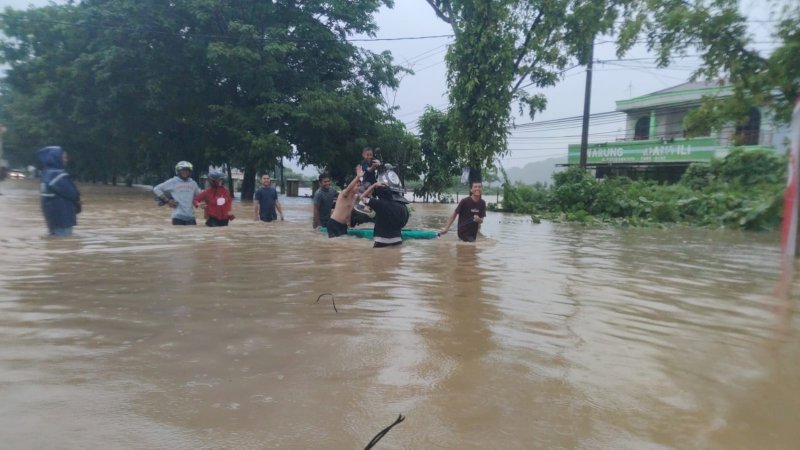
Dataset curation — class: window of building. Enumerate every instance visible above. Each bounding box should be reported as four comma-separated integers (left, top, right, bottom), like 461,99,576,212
735,108,760,145
634,117,649,140
682,110,711,137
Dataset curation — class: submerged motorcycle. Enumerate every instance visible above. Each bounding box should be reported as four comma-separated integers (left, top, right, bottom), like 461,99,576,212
350,156,407,227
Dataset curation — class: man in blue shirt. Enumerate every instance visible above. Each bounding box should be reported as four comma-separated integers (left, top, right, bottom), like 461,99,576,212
312,173,338,229
253,174,284,222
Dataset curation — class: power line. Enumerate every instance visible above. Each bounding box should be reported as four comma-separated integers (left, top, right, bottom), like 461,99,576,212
350,34,454,42
2,16,455,43
513,111,625,129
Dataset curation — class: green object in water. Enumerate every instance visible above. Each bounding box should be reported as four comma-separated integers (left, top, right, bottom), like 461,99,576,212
319,227,438,240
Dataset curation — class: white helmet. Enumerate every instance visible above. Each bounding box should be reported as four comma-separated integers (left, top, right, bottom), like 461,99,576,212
175,161,193,174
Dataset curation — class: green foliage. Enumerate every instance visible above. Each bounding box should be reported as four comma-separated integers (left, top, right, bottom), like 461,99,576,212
552,166,598,213
680,163,715,191
501,182,550,214
501,150,787,231
0,0,411,189
425,0,633,180
416,106,460,199
714,148,786,187
624,0,799,125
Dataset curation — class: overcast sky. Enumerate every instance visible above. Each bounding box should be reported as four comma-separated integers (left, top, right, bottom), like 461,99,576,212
2,0,783,173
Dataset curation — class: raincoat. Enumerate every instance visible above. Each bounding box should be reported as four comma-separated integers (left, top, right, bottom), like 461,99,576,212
36,146,81,231
194,184,232,221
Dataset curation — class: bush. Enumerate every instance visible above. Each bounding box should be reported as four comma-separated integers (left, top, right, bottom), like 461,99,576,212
499,149,786,230
681,163,715,190
681,148,786,191
715,148,785,187
552,167,598,212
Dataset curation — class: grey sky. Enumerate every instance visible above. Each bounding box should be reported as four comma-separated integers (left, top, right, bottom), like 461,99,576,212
2,0,785,172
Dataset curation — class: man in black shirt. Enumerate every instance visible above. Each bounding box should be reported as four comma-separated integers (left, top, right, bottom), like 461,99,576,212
361,182,409,247
440,181,487,242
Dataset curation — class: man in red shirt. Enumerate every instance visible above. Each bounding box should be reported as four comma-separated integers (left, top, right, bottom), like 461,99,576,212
439,181,486,242
194,171,235,227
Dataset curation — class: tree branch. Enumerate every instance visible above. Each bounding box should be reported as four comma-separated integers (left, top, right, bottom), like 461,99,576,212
425,0,454,30
511,10,545,93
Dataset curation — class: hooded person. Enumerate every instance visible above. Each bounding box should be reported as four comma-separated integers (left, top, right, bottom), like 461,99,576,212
194,170,235,227
360,181,409,248
36,146,81,237
153,161,201,225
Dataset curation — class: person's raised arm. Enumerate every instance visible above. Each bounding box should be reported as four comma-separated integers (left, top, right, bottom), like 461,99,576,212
342,166,364,196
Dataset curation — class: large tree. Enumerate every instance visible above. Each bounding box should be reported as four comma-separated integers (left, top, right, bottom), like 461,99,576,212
425,0,633,182
0,0,416,196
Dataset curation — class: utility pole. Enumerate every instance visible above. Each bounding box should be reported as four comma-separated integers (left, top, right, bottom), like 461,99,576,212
579,38,594,169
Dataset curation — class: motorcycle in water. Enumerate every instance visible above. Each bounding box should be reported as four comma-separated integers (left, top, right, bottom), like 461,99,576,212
351,151,407,227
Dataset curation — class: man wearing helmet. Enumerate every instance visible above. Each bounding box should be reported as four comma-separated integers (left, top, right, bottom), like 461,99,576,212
153,161,201,225
360,181,409,247
194,170,235,227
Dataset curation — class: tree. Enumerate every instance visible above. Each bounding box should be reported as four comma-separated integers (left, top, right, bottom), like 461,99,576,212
618,0,799,127
0,0,414,196
416,106,460,199
0,1,218,182
289,87,395,185
425,0,632,183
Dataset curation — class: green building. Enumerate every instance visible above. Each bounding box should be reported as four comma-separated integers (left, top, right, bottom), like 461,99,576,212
567,81,789,182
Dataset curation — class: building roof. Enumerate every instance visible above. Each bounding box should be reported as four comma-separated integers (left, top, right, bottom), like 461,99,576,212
616,80,733,112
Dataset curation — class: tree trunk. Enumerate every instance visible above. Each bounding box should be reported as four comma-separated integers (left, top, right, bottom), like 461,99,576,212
225,163,234,194
279,159,285,194
469,166,482,184
241,163,256,201
192,155,208,187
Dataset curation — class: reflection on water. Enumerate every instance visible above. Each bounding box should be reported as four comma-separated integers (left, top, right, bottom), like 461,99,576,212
0,180,798,449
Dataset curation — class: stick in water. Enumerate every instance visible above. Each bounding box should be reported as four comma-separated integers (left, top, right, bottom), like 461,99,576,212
315,292,337,313
364,414,405,450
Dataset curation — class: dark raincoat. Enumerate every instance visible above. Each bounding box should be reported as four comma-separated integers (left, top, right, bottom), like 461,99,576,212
36,146,80,231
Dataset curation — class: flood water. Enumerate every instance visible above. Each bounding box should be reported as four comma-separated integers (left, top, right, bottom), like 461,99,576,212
0,179,798,449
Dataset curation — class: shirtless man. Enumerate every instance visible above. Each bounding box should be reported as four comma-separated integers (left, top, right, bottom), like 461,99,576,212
326,165,364,238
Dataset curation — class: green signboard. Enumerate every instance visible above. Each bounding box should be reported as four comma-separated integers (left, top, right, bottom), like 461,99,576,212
567,137,728,165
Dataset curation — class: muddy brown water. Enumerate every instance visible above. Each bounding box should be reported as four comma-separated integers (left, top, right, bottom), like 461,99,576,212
0,180,798,449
